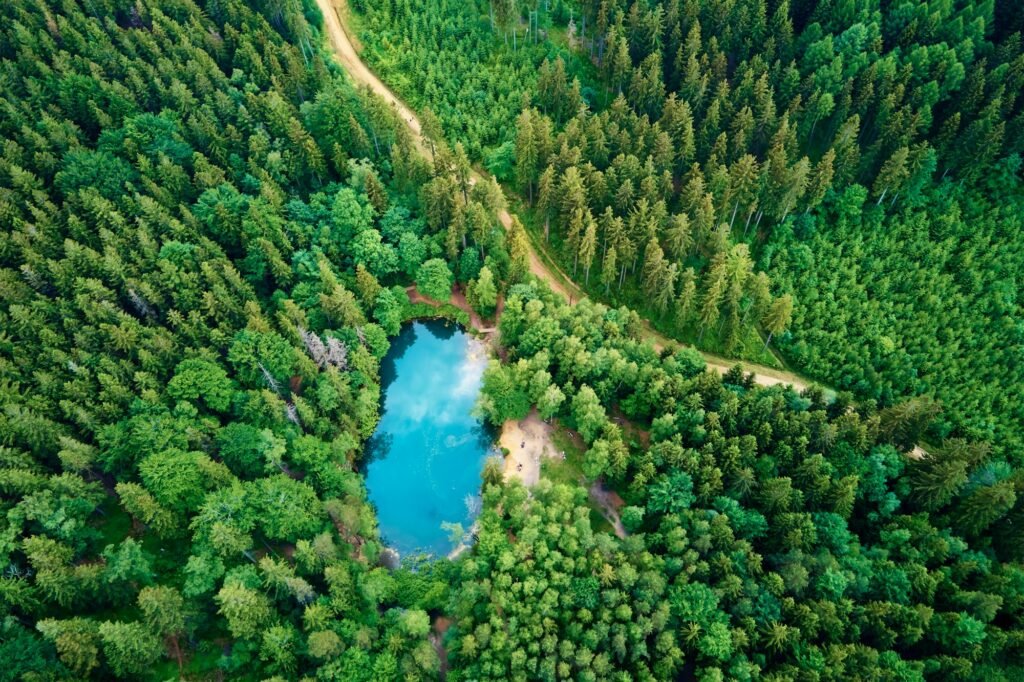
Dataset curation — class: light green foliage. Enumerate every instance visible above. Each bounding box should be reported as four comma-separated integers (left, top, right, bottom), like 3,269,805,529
167,358,235,412
416,258,454,302
469,266,498,317
97,621,162,678
215,581,274,640
137,585,186,637
571,385,606,443
478,361,531,425
537,383,566,421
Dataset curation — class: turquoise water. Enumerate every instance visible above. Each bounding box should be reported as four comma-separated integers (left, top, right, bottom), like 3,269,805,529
364,320,492,558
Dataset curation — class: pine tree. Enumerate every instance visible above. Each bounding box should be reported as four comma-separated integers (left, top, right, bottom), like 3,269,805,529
955,480,1017,537
560,166,588,226
420,107,444,159
515,108,538,203
803,148,835,214
873,146,910,205
579,214,598,284
601,246,618,294
606,31,632,94
508,216,531,283
674,267,698,329
778,156,810,223
761,294,793,350
664,213,693,262
536,165,557,242
655,263,678,314
453,142,473,203
660,94,696,171
878,396,943,450
729,154,761,234
566,208,587,276
641,237,668,305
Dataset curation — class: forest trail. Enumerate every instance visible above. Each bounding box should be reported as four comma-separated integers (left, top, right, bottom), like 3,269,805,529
316,0,819,394
589,481,628,539
316,0,423,141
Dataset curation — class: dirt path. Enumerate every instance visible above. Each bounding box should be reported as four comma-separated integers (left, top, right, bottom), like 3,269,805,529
589,480,628,539
316,0,423,139
405,284,497,333
315,0,822,394
430,616,452,680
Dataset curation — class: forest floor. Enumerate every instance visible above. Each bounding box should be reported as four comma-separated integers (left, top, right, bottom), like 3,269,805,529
315,0,827,396
430,616,452,680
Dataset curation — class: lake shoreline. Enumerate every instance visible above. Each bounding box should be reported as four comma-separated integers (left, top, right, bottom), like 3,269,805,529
363,320,491,559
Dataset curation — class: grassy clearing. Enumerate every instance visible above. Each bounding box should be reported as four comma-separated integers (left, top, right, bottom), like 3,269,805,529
537,422,614,534
539,422,587,486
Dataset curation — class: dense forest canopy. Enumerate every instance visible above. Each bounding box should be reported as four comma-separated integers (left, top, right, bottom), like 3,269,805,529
353,0,1024,457
463,285,1024,680
0,0,1021,679
0,0,508,677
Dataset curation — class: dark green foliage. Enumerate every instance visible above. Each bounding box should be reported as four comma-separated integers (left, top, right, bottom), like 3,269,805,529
358,0,1024,456
464,289,1024,679
768,175,1024,458
356,0,586,158
0,0,457,678
3,0,1023,679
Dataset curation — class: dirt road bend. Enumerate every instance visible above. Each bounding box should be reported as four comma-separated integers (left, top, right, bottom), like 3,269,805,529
314,0,818,393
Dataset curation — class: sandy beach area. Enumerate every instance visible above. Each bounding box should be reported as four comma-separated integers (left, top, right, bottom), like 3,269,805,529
500,409,556,486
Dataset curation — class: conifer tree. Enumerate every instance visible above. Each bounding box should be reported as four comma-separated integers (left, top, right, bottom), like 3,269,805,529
601,246,618,294
579,214,598,284
761,294,793,350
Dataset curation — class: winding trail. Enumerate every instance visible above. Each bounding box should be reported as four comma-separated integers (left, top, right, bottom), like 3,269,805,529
314,0,819,394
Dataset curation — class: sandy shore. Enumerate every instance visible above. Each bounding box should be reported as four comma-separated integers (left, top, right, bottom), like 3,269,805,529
500,410,556,486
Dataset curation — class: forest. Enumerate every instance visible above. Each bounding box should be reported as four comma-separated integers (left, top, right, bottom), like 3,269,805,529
352,0,1024,454
0,0,1022,680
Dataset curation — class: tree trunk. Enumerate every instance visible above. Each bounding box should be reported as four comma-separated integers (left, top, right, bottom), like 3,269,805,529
780,199,792,224
763,331,773,351
544,216,550,242
730,202,739,230
875,187,887,206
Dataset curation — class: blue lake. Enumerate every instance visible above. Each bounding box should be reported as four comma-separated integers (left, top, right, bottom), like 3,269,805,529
363,320,493,558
